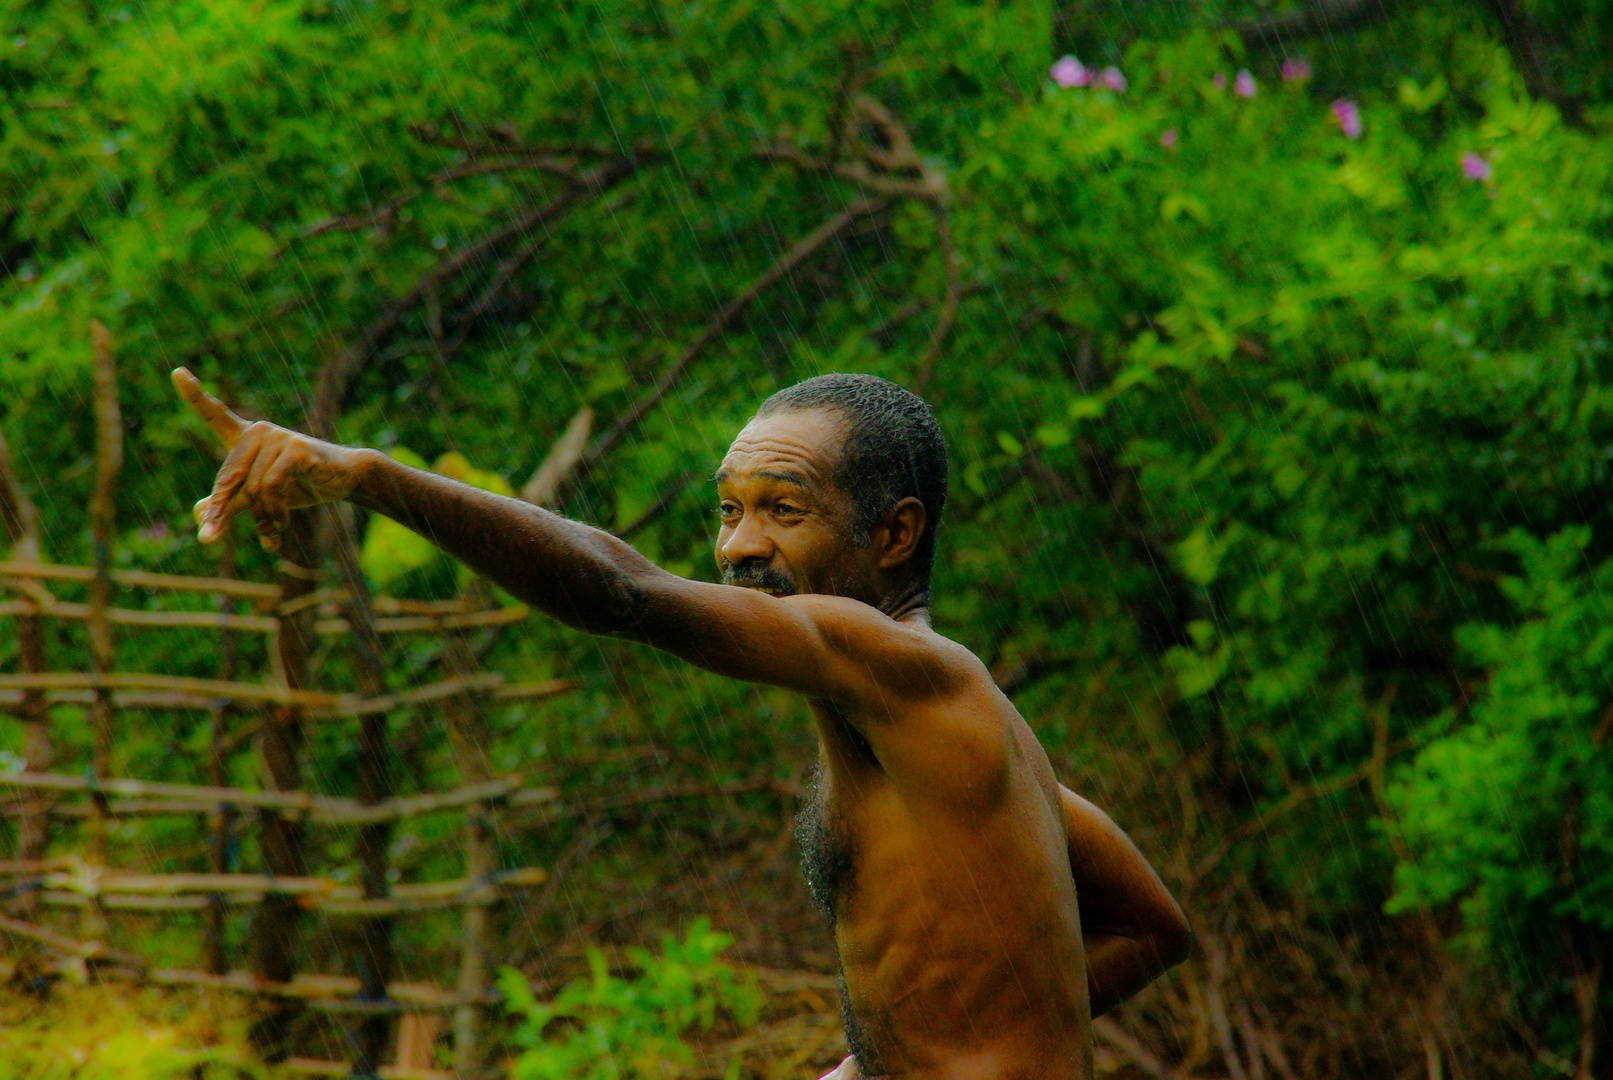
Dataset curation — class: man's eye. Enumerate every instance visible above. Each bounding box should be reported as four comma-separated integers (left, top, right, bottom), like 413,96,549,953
718,504,740,519
775,503,805,518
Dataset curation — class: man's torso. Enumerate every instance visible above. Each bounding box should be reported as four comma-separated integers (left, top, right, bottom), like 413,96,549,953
797,653,1095,1080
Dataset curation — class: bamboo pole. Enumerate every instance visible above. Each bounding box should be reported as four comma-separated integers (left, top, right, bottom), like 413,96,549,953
331,507,394,1075
252,510,318,1063
0,911,148,968
0,670,556,716
34,866,545,913
0,560,281,603
0,672,335,706
0,598,279,632
40,870,335,896
0,772,315,810
83,319,121,945
149,968,488,1009
205,528,239,975
0,596,527,635
0,429,51,918
440,618,497,1073
0,562,522,621
0,771,529,823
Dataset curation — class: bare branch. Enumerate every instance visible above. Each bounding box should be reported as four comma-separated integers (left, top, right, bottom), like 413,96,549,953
579,195,890,472
1228,0,1401,43
0,428,38,551
757,143,943,201
311,157,640,438
521,407,595,506
913,205,960,393
1188,736,1413,887
407,122,654,161
618,471,703,539
296,191,419,245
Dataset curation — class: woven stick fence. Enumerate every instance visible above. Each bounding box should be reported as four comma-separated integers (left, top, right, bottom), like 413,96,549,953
0,333,576,1078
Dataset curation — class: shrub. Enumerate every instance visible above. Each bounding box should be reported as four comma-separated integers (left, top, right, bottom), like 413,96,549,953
499,918,761,1080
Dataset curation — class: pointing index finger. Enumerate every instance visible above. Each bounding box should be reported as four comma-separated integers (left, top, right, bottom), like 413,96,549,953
172,367,246,448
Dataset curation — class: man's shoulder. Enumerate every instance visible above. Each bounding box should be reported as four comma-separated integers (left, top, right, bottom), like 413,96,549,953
784,595,991,696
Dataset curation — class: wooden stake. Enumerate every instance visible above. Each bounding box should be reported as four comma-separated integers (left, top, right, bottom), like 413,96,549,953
0,911,147,969
251,510,317,1063
0,771,529,821
205,527,238,976
84,319,121,944
0,428,50,917
442,620,496,1073
331,507,395,1075
0,560,281,603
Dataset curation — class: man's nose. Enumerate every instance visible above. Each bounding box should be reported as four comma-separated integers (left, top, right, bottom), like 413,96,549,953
720,513,774,565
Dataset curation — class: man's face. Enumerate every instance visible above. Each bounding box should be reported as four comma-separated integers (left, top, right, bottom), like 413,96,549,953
714,408,867,600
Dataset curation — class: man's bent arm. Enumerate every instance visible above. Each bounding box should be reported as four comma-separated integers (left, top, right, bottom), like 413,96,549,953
1061,786,1191,1016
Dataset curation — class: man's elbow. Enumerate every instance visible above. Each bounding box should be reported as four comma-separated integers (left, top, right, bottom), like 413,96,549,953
540,558,656,639
1156,904,1193,969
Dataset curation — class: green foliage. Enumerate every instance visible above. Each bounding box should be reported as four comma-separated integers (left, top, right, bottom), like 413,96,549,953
1390,528,1613,956
0,983,263,1080
3,0,1613,1059
499,918,759,1080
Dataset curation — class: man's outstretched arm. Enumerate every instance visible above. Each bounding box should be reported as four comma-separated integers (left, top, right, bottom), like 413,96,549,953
173,369,956,707
1061,785,1191,1016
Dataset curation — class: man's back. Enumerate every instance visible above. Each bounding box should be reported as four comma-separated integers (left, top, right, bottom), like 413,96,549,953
806,633,1093,1078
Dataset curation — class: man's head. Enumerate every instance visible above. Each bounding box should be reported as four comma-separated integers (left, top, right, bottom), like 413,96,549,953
714,373,947,607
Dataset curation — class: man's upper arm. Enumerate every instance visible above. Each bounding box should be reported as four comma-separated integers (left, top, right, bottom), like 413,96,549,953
624,572,960,709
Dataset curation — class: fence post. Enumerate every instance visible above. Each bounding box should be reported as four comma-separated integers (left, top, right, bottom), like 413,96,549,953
332,508,394,1076
443,613,496,1074
0,430,49,915
204,527,238,976
83,320,122,945
252,509,318,1062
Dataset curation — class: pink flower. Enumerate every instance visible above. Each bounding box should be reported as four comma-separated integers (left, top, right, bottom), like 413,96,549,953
1050,55,1089,88
1234,69,1256,98
1281,59,1312,82
1460,152,1492,182
1331,98,1362,139
1213,72,1227,91
1160,128,1179,150
1097,66,1127,92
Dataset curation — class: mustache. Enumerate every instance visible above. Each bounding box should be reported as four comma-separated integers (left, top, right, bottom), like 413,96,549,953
722,560,797,595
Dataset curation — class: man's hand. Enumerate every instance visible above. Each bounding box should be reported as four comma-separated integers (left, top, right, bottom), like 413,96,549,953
173,367,363,552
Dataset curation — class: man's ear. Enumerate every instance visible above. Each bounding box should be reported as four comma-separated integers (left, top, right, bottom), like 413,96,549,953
875,497,927,570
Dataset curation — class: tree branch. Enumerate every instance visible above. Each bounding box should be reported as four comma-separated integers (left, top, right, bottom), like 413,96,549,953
913,205,960,393
577,195,890,473
310,157,640,438
1228,0,1401,44
521,407,595,507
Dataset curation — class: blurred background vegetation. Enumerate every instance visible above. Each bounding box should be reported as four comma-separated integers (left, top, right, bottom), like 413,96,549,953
3,0,1613,1075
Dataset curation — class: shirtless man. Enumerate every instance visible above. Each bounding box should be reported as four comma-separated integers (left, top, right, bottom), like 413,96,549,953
175,368,1189,1078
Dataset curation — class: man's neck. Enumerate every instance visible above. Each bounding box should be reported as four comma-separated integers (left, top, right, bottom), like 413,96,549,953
878,578,931,626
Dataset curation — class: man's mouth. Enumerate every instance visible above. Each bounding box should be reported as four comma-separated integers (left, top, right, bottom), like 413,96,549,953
723,563,797,596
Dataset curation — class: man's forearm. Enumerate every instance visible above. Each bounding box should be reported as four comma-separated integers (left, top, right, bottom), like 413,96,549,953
1085,931,1188,1017
347,449,659,635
